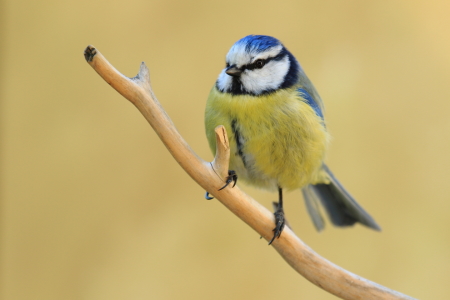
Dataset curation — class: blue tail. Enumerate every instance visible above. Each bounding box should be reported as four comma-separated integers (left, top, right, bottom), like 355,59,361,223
302,165,381,231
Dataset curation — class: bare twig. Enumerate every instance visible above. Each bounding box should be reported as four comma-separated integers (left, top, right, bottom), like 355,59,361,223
83,45,416,300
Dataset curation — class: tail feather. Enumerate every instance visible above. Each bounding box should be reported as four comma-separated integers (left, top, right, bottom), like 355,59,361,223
302,187,326,231
302,165,381,231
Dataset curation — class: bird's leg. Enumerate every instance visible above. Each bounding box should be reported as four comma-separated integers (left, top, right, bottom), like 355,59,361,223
269,187,286,245
272,202,291,229
204,170,238,200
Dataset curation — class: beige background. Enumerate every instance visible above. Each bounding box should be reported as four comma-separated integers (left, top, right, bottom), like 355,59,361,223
2,1,450,299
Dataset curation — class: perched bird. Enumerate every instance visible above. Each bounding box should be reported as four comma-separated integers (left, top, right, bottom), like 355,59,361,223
205,35,380,244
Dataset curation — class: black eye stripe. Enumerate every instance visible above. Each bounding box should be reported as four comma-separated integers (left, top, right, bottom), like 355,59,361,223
246,59,265,70
244,51,286,71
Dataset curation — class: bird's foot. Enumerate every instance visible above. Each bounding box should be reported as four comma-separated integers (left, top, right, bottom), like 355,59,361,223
268,204,286,245
205,191,214,200
204,170,238,200
218,170,237,190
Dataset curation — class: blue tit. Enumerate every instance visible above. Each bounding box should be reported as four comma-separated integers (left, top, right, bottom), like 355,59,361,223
205,35,380,244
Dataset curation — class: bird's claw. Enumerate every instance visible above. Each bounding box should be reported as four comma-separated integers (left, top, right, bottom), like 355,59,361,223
218,170,237,191
204,170,237,200
268,207,286,245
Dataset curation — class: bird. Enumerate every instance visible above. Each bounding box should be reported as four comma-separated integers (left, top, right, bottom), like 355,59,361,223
204,35,380,245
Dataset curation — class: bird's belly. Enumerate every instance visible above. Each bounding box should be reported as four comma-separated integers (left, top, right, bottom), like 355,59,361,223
229,118,328,192
205,87,330,192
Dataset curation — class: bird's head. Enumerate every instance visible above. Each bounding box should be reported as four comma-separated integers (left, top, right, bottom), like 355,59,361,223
216,35,300,96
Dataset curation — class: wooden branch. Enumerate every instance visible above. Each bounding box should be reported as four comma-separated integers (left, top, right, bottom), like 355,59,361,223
83,45,416,300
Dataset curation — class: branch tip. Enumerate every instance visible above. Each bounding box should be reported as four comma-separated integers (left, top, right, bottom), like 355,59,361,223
211,125,231,181
214,125,229,149
84,45,97,62
138,62,150,83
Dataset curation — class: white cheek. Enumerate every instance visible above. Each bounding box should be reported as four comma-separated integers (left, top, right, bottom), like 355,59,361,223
241,56,290,94
216,69,232,91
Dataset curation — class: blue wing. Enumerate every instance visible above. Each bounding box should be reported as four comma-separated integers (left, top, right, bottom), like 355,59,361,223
298,88,324,119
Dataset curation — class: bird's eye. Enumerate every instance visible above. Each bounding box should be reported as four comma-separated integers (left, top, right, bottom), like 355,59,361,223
226,62,230,68
254,59,265,68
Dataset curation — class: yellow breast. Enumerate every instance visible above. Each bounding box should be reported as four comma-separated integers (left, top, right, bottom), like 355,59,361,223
205,86,330,191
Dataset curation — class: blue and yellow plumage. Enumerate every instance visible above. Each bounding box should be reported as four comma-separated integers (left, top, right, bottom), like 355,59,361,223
205,35,380,243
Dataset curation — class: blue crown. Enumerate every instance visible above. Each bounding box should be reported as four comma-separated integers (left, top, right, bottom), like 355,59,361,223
234,35,282,53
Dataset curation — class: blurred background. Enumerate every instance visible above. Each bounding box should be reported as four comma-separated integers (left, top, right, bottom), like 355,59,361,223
1,0,450,299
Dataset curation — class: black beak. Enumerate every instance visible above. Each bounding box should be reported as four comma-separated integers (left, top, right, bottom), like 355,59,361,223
225,65,242,77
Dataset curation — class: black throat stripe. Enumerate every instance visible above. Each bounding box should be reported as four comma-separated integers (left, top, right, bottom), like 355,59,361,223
231,119,247,168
